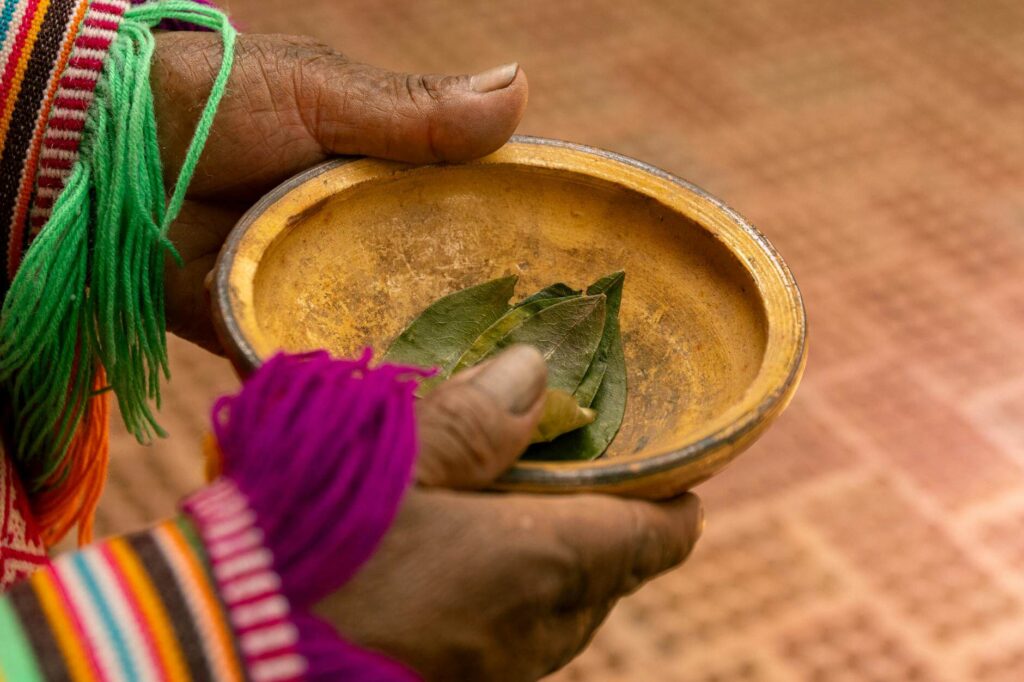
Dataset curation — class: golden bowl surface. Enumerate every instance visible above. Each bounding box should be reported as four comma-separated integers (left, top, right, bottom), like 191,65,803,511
213,137,807,498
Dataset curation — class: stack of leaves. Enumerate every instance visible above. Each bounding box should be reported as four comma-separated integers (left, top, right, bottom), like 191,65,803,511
383,272,627,461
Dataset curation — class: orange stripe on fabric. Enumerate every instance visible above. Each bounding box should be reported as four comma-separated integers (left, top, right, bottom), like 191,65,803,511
107,538,191,682
7,0,88,239
161,521,247,682
98,542,164,678
0,0,53,159
30,569,102,681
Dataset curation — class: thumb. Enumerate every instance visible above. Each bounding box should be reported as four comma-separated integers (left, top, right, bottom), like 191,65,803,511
305,59,529,163
415,345,546,489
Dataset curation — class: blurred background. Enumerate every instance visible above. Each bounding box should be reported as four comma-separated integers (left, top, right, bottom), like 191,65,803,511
83,1,1024,680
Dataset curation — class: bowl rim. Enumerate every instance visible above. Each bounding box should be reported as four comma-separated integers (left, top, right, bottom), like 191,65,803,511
213,135,807,489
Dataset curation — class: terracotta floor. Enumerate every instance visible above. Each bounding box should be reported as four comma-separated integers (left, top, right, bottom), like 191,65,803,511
81,1,1024,679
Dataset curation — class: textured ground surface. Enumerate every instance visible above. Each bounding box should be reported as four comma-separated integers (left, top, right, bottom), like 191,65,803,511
82,1,1024,679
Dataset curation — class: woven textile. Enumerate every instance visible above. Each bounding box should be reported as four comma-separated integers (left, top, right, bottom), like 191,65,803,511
184,479,305,681
0,516,247,680
0,456,46,589
26,0,128,233
0,0,128,293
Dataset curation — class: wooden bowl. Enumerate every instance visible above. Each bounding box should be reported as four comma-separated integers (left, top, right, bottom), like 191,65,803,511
212,137,807,499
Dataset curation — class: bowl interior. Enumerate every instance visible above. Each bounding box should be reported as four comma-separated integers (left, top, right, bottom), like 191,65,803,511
230,150,774,462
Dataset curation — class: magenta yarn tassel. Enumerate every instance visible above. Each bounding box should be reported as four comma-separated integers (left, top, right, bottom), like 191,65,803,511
185,350,426,681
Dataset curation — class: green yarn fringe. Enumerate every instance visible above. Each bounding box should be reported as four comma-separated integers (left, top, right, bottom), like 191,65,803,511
0,1,236,490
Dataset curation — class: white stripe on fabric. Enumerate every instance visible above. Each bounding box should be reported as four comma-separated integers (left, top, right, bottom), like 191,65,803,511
215,548,273,582
67,45,108,62
46,106,87,122
38,146,78,161
59,67,98,83
205,512,258,542
220,572,281,603
251,654,307,682
80,545,163,682
239,623,299,656
206,527,264,561
83,7,123,23
52,556,126,680
77,24,117,41
230,595,289,629
188,480,238,512
197,494,249,521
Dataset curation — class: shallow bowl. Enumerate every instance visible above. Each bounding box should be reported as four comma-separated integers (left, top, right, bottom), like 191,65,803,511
212,137,807,498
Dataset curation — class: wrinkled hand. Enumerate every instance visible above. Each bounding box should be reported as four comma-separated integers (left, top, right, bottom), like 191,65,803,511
153,33,528,351
318,346,704,681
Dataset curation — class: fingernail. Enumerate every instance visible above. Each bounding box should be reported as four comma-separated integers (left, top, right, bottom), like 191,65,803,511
473,345,546,414
470,62,519,93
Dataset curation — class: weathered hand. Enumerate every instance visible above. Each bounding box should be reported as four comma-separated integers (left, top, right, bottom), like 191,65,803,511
318,346,704,681
152,32,528,351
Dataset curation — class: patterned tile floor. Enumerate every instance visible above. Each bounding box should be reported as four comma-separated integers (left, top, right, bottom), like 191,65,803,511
79,1,1024,679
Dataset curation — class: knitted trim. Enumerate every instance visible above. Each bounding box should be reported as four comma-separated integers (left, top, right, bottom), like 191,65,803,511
27,0,128,236
0,0,122,294
184,478,307,682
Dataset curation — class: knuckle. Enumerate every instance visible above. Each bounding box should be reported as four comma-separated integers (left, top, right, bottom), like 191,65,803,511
545,540,589,611
402,73,448,107
430,387,502,476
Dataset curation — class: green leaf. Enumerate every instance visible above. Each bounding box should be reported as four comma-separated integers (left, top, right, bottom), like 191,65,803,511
382,276,517,378
523,272,627,462
523,326,627,461
478,294,607,394
516,283,580,308
531,389,597,443
573,272,625,407
452,290,580,374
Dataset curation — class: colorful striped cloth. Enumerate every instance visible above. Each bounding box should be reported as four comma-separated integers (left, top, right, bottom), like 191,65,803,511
0,516,249,680
0,0,128,298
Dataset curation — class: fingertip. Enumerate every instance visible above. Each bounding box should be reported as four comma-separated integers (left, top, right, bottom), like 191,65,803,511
470,344,547,416
414,346,546,490
314,59,529,163
627,494,704,583
671,493,704,547
428,67,529,162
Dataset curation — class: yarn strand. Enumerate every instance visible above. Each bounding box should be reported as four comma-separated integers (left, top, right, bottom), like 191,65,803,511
0,0,236,544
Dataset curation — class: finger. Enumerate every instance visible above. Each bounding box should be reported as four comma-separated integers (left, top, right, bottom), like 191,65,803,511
551,493,703,607
415,345,546,489
302,58,529,163
154,33,528,200
164,200,244,353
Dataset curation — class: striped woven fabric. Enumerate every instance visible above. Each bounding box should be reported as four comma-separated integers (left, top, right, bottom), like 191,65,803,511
26,0,129,234
0,0,128,298
0,516,248,680
184,479,308,682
